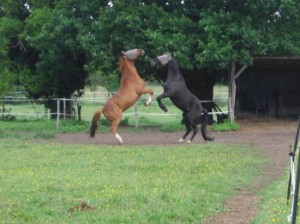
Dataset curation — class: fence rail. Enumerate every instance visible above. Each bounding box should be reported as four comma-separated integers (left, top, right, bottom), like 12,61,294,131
0,95,230,130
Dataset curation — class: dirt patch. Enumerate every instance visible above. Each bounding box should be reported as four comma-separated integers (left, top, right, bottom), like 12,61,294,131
56,118,298,223
67,201,97,212
206,118,297,224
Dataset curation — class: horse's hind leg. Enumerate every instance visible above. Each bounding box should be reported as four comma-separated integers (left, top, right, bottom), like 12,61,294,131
188,125,198,143
110,118,123,145
179,118,192,143
179,127,192,143
181,112,199,143
201,109,214,141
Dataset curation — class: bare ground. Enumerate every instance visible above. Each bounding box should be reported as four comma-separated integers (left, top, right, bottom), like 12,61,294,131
55,118,298,224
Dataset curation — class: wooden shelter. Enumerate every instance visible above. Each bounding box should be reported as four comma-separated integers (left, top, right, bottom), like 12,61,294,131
236,56,300,118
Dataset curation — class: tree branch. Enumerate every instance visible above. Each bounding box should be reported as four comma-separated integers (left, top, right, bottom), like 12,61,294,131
234,64,248,80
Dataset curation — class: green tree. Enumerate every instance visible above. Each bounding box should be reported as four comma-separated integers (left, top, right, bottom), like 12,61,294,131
0,1,91,115
0,17,22,95
87,1,207,92
0,0,29,96
197,0,300,121
24,8,87,99
1,0,300,121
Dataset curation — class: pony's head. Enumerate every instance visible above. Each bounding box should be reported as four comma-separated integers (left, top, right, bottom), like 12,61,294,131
121,48,145,60
152,53,172,66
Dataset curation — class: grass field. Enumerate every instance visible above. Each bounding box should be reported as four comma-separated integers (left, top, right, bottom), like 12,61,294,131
253,170,292,224
0,129,264,223
0,85,295,223
0,117,296,223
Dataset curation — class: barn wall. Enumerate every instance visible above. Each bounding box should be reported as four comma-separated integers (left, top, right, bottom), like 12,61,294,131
237,63,300,118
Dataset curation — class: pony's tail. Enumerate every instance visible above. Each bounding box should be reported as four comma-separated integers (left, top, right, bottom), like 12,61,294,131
201,109,214,141
90,109,102,137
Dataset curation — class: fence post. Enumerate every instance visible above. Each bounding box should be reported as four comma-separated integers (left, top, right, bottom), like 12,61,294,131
291,116,300,224
63,98,66,119
56,98,60,131
134,102,139,128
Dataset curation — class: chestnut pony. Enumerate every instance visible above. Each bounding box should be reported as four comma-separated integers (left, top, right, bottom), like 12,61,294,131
90,49,153,144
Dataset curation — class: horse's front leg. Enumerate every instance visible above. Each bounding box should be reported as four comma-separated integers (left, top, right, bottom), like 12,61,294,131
156,91,172,112
138,88,154,106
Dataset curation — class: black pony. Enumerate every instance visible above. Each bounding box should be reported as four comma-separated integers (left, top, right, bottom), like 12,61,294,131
153,53,214,143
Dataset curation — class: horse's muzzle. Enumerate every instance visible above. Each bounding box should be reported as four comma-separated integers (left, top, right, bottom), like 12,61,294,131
122,48,145,60
152,57,160,66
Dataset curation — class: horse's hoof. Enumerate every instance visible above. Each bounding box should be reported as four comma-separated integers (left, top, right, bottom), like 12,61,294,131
178,138,185,143
115,133,123,145
145,96,152,106
206,137,214,141
187,140,191,144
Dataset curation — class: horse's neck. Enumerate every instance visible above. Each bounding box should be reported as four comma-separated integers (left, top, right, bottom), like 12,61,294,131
120,59,140,80
167,59,184,81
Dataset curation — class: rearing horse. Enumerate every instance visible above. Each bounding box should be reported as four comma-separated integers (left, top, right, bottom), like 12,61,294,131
90,49,154,144
153,53,214,143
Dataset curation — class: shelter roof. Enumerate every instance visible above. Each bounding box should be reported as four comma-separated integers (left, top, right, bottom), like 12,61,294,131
253,56,300,68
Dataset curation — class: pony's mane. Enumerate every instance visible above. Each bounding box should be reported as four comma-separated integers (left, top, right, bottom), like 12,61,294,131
169,57,180,69
118,56,136,75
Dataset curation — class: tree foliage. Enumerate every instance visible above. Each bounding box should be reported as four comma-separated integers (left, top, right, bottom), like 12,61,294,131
0,0,299,104
197,0,300,69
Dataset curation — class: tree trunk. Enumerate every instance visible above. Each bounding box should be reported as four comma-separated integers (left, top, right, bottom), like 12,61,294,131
228,62,236,122
228,62,248,122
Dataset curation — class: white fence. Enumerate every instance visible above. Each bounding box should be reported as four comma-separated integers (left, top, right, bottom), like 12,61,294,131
0,93,230,130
